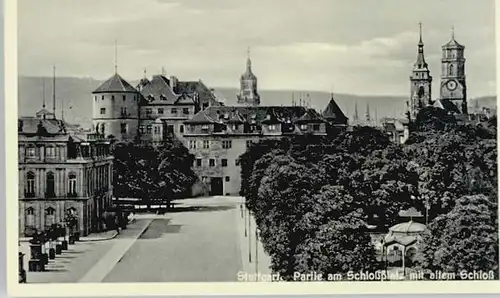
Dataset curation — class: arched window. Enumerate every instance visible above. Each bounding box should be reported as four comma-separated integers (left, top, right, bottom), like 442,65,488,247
68,173,77,196
45,207,56,229
46,172,55,197
25,207,35,228
46,146,56,158
26,172,35,196
449,64,454,75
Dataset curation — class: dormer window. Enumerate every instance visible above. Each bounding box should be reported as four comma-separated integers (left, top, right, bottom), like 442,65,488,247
172,108,178,115
266,114,271,120
300,124,308,130
202,124,209,130
160,94,166,101
269,124,276,131
148,94,154,101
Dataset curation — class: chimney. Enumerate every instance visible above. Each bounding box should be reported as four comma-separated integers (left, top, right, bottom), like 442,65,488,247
170,76,178,93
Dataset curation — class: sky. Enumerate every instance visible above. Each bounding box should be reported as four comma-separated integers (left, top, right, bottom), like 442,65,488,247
18,0,496,97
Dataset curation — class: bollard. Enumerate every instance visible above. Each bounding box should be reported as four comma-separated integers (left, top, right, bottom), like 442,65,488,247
41,253,49,265
49,248,56,259
55,244,62,254
69,235,75,245
61,240,68,250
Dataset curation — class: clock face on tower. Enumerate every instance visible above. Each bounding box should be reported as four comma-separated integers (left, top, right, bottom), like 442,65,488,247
446,80,457,91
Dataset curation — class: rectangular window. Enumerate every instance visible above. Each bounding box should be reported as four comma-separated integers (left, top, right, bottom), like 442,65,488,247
235,159,240,166
146,125,152,134
221,159,227,167
100,108,106,115
203,140,210,149
196,158,202,167
121,107,127,116
122,95,126,101
202,176,208,183
183,108,189,115
313,124,320,131
180,125,184,134
209,159,215,167
26,147,36,158
269,125,276,131
101,95,104,100
146,108,152,116
154,126,160,134
189,141,197,149
139,125,145,133
45,147,55,158
222,140,232,149
225,176,230,182
202,124,209,130
171,108,177,115
111,95,115,101
158,108,164,114
300,124,308,130
246,140,253,148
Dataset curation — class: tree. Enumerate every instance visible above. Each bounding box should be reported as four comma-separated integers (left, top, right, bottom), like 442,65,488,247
112,140,197,207
420,194,498,278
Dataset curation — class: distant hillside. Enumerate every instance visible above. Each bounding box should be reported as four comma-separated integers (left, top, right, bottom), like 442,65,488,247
18,76,496,128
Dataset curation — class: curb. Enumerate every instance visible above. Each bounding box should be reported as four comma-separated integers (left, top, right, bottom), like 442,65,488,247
79,231,119,242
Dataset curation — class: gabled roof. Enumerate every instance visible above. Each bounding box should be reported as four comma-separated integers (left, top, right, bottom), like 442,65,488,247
295,109,326,123
322,96,348,124
443,37,464,49
140,75,179,104
433,99,460,114
18,117,67,135
93,73,138,93
185,106,310,125
185,110,218,124
174,92,195,105
176,80,223,107
227,109,246,123
35,108,55,118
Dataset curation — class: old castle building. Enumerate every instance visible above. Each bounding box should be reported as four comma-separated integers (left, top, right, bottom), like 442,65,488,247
18,109,113,236
90,52,347,196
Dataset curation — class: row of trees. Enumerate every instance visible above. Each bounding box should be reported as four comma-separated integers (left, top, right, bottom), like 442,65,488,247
112,137,197,208
240,107,498,279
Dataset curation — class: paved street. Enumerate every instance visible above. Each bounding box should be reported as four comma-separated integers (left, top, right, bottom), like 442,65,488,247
21,196,272,283
103,196,269,282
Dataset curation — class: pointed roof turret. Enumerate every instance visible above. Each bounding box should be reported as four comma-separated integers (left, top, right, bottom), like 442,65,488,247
443,25,464,48
322,93,348,124
414,22,429,70
241,47,257,80
93,73,138,93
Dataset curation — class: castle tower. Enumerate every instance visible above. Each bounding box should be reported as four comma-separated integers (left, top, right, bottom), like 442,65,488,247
409,22,432,120
237,48,260,106
439,26,467,114
92,73,140,141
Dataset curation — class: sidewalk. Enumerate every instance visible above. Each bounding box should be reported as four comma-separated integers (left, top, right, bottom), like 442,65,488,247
235,203,272,281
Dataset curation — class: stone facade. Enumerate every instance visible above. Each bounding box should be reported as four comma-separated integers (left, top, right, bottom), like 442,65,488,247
18,114,113,236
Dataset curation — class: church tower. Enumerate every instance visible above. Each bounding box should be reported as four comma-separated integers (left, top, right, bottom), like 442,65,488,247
439,27,467,114
409,23,432,120
237,48,260,106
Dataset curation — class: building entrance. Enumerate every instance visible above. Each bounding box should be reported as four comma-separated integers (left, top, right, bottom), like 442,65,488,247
210,177,223,196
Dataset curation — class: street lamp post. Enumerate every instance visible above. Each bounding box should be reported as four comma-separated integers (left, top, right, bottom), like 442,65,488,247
255,228,259,275
248,209,252,263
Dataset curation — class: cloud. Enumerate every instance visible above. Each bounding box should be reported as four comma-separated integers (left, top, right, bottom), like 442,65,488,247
18,0,496,97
